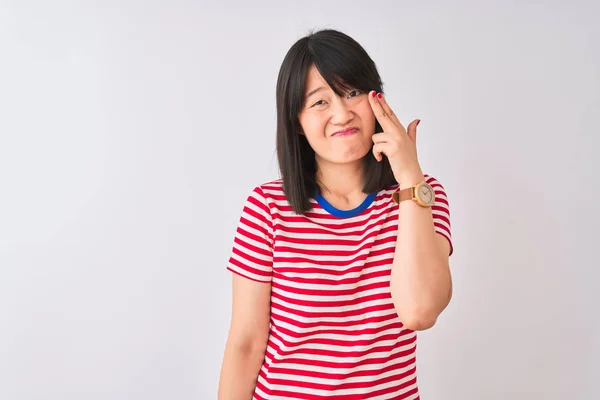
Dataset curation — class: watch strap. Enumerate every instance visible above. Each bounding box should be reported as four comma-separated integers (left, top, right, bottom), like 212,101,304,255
391,187,414,204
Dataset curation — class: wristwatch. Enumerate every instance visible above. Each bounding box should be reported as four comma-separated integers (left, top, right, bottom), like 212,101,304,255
392,181,436,207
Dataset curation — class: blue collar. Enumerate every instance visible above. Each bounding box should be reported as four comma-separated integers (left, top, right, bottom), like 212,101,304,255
315,190,376,218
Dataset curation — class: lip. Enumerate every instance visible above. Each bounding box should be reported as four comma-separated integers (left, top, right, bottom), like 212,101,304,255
332,127,358,137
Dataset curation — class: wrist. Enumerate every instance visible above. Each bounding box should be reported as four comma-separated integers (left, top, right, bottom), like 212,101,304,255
397,170,425,189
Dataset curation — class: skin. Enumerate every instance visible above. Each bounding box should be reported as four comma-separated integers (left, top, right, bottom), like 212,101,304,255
218,65,452,399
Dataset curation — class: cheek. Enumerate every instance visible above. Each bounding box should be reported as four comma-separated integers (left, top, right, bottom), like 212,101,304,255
357,101,376,132
299,115,327,140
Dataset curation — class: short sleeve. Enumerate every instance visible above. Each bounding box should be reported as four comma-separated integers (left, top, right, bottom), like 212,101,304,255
226,186,274,283
426,175,453,256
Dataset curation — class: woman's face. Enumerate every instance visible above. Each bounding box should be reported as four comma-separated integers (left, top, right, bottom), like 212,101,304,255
297,65,376,166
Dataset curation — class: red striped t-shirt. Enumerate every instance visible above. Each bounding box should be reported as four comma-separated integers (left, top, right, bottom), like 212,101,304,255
227,174,453,399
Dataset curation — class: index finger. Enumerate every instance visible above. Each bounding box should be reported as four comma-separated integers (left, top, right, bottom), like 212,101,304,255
376,92,404,129
368,90,397,132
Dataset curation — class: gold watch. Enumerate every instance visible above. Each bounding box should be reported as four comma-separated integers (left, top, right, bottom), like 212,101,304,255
392,181,436,207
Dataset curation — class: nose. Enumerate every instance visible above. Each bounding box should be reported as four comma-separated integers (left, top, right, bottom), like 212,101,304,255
330,97,354,125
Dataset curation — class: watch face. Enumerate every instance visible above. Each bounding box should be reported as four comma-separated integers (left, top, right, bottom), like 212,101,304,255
417,183,435,205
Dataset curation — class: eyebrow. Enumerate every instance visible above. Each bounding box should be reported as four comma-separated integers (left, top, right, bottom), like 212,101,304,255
304,86,326,100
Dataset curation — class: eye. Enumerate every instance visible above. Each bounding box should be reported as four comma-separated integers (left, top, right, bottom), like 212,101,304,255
310,100,326,107
348,89,362,98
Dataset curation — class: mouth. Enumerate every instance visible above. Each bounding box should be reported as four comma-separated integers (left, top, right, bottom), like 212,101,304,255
332,127,358,137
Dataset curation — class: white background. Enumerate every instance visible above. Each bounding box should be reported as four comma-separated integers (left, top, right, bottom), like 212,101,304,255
1,1,598,399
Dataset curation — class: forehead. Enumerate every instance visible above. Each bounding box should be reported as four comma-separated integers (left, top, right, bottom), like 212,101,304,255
304,65,328,92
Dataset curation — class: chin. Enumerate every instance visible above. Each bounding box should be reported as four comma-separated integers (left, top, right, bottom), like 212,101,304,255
332,149,371,165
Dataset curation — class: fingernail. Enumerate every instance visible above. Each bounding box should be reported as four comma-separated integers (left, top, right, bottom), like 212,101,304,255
371,91,376,97
377,93,383,99
416,119,421,126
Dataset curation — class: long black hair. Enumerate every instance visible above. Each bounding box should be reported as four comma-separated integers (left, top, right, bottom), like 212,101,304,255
276,29,396,215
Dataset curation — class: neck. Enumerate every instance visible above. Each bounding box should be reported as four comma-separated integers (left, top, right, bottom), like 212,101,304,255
315,158,365,198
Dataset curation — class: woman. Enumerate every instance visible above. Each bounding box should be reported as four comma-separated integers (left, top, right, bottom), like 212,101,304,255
218,29,453,400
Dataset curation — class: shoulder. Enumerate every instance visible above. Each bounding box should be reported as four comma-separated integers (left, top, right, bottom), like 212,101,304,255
423,173,444,186
249,178,284,201
423,174,449,199
240,179,288,214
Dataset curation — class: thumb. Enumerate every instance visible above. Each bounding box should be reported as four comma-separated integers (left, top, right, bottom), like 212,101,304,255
407,119,420,143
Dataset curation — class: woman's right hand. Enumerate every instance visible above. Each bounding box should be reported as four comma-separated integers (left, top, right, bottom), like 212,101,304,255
217,274,271,400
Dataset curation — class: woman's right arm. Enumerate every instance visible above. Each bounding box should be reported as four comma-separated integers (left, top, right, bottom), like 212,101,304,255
218,273,271,400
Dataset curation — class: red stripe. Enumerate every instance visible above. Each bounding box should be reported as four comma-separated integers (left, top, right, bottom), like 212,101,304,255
272,267,390,286
272,258,394,274
271,299,395,319
268,330,406,351
270,309,397,330
434,222,451,238
273,320,404,340
271,286,391,304
272,278,389,296
227,267,270,283
228,258,271,279
265,347,415,372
